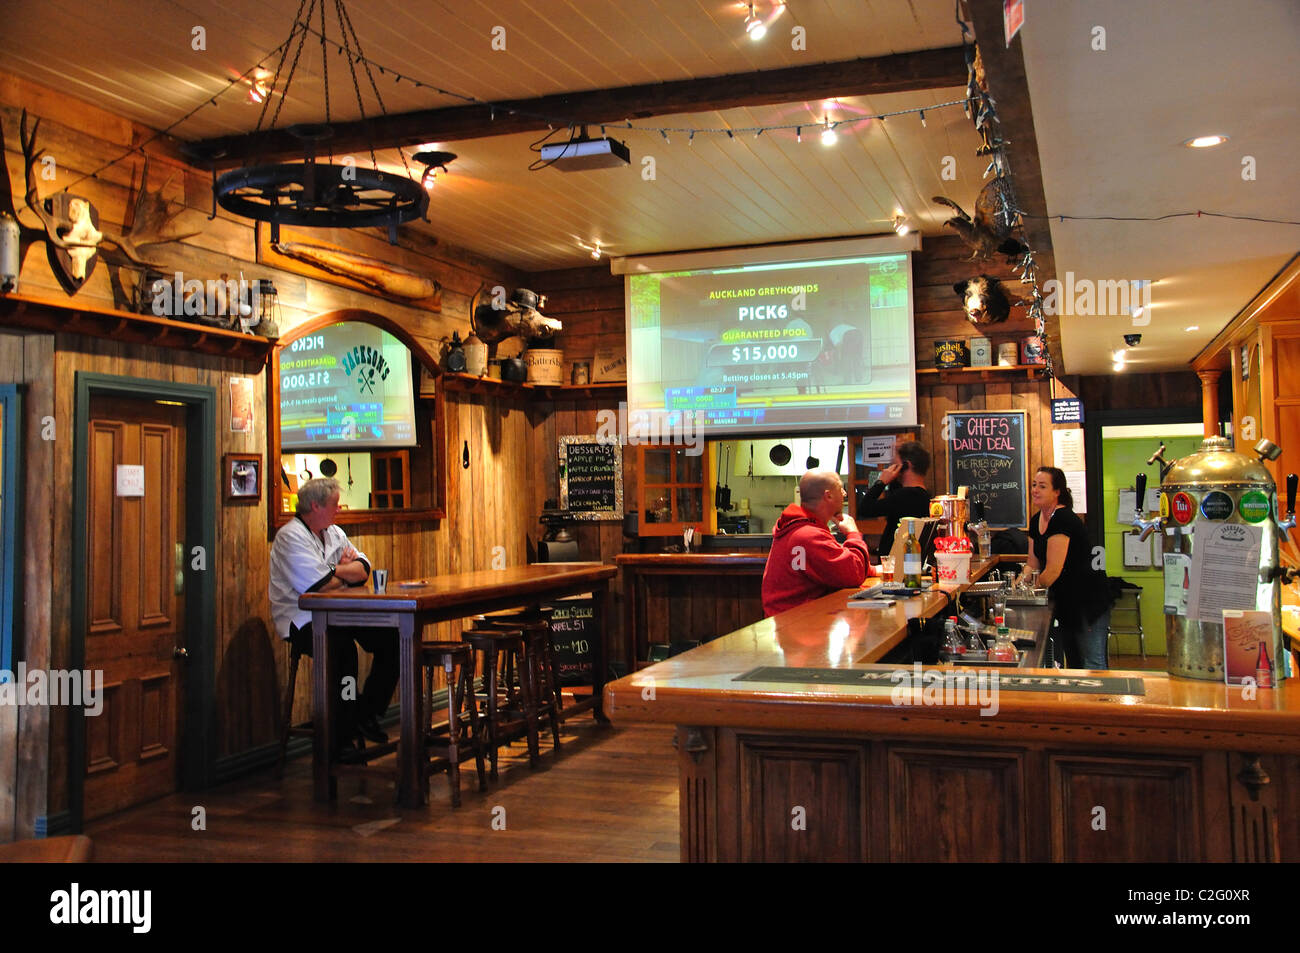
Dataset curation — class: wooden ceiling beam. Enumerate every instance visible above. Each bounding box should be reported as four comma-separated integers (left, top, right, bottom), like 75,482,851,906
186,46,967,167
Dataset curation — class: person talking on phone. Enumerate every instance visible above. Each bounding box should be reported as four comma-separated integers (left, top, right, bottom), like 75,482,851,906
857,440,932,555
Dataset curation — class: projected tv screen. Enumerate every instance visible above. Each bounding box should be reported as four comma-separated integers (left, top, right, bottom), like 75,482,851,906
623,241,917,434
280,323,417,450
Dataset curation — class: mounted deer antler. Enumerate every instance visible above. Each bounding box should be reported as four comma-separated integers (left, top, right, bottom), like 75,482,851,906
114,158,200,265
15,109,196,269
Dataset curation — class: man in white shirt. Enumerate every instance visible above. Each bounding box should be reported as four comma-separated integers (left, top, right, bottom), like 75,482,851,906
269,477,397,759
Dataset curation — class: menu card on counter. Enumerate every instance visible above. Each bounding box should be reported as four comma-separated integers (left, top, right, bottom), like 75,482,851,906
1186,523,1262,624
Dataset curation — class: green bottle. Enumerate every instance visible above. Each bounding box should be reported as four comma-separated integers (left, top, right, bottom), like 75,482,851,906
902,518,923,588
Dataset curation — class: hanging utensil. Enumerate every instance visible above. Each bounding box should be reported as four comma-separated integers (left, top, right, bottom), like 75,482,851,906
720,445,732,511
835,439,846,474
715,443,724,510
319,457,338,478
748,442,754,477
806,439,819,469
769,441,791,466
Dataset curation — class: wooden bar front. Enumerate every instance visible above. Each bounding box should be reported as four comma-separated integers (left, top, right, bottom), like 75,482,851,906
604,563,1300,862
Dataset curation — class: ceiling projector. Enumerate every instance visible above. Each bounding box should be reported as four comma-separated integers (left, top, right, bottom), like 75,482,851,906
539,136,631,171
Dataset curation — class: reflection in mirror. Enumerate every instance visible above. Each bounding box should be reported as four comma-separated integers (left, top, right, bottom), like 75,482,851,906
271,311,445,523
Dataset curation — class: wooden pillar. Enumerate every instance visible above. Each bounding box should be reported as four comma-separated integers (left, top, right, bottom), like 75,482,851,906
1197,370,1222,438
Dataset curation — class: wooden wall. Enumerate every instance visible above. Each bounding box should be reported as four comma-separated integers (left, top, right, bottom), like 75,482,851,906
0,73,533,836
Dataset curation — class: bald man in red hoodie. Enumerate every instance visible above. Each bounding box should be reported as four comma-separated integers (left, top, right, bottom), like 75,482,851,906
762,469,874,617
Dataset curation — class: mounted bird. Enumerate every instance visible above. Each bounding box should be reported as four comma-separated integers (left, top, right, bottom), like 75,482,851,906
932,177,1028,262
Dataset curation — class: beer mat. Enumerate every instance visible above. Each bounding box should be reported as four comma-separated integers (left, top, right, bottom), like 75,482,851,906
732,666,1147,695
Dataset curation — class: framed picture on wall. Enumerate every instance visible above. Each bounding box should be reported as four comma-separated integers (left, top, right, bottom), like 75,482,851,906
225,453,262,502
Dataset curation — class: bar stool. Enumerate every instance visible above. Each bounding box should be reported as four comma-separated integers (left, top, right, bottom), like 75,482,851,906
461,627,537,779
477,611,563,754
277,642,313,778
420,641,488,807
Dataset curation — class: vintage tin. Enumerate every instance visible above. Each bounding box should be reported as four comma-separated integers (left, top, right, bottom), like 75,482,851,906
934,340,970,368
970,336,993,367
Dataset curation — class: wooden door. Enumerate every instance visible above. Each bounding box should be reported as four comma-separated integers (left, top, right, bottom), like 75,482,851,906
84,396,188,820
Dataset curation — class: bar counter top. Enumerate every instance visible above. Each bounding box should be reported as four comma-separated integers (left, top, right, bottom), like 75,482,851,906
605,557,1300,755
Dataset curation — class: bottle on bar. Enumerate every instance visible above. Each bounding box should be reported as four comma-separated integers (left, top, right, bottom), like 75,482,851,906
944,616,966,656
989,615,1017,662
1255,641,1273,689
902,518,923,588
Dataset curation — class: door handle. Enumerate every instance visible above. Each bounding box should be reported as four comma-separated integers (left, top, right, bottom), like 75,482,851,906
173,647,190,660
174,542,185,595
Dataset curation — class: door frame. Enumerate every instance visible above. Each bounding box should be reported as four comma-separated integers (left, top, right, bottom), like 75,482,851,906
70,373,218,830
1083,405,1203,549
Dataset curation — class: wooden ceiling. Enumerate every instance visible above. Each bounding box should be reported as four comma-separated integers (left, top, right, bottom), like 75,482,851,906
0,0,994,271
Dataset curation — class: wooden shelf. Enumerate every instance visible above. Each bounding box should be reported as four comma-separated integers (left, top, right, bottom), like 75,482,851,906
0,291,275,366
917,364,1046,381
440,372,626,401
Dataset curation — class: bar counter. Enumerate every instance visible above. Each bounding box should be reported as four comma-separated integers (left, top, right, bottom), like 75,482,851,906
604,558,1300,862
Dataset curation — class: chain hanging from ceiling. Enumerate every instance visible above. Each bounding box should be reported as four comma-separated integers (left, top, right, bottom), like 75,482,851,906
954,2,1053,380
211,0,430,244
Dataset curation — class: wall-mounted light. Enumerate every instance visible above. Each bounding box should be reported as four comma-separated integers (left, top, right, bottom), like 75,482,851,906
413,150,456,191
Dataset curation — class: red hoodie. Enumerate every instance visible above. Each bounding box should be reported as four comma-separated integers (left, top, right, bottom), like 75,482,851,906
761,504,873,617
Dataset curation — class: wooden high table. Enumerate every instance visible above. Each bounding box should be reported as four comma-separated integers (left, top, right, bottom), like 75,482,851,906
604,557,1300,862
301,562,617,808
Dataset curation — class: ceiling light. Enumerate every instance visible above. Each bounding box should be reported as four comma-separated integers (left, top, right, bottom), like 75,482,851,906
1184,134,1229,148
1185,325,1200,332
821,121,837,146
744,3,766,40
590,242,602,260
893,215,910,236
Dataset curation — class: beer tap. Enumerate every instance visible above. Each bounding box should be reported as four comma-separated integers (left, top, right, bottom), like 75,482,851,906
1131,472,1163,542
1147,443,1175,481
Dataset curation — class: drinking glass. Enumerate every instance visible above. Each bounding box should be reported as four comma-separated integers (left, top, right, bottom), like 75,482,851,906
880,556,895,583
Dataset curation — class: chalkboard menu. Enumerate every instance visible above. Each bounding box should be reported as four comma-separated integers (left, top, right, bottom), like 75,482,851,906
559,435,623,520
945,411,1029,528
546,596,596,686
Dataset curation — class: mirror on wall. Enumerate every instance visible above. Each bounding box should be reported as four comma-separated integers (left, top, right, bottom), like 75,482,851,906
269,310,446,525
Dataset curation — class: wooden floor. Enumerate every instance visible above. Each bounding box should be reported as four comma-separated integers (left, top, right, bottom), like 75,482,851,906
86,657,1169,863
86,722,681,862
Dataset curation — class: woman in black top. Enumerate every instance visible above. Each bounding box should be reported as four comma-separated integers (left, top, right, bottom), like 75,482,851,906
1022,466,1110,669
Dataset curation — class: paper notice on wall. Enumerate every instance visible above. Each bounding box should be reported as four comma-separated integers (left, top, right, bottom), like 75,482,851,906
1052,428,1085,470
1163,552,1191,615
860,435,896,467
1123,531,1154,568
1186,523,1263,624
1051,429,1087,513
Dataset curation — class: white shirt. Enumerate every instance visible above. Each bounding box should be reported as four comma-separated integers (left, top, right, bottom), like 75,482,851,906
268,516,370,640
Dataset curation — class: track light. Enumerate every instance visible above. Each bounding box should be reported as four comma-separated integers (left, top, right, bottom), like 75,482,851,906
821,120,837,146
893,215,910,236
590,242,602,260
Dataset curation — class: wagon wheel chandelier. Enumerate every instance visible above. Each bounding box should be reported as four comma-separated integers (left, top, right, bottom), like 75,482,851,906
212,0,433,244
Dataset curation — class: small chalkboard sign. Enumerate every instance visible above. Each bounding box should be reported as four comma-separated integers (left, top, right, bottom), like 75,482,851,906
559,435,623,520
945,410,1029,529
546,595,596,686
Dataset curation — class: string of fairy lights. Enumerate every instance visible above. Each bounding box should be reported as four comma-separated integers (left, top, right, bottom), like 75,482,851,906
63,8,1299,269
